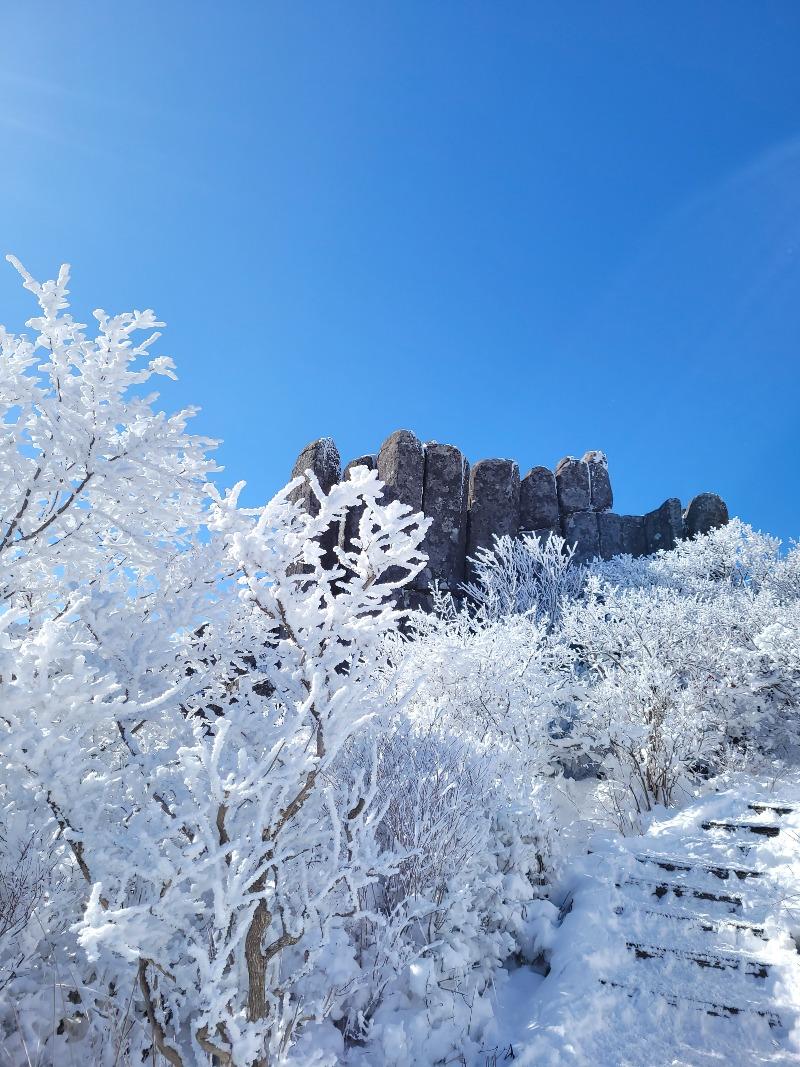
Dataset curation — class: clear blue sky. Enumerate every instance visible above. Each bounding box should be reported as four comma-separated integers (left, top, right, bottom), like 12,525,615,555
2,3,799,542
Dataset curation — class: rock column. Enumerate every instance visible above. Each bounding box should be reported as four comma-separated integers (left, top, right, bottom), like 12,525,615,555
584,450,613,511
421,442,469,590
520,466,561,538
597,511,625,559
288,437,342,570
684,493,729,539
555,456,592,516
289,437,342,510
644,498,684,554
555,452,614,564
621,515,646,557
376,429,426,591
466,458,520,572
376,429,425,512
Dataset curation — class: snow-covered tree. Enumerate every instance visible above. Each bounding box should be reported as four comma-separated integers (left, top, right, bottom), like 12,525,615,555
0,259,433,1065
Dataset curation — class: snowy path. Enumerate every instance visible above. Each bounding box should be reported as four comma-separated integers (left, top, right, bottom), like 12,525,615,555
486,787,800,1066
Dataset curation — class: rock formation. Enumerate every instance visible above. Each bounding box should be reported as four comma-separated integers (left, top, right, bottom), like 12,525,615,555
289,436,342,570
520,466,560,535
555,456,591,515
420,442,469,589
563,511,600,564
287,432,731,599
597,512,625,560
466,458,520,571
289,436,341,512
684,492,729,540
644,498,684,554
584,450,613,511
621,514,646,557
376,429,424,512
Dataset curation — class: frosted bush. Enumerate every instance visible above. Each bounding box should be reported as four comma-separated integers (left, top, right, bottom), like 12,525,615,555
340,722,556,1065
593,517,783,595
413,521,800,835
462,531,585,626
0,259,451,1066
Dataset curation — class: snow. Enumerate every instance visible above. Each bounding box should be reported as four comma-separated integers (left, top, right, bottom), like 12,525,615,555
489,781,800,1066
480,964,546,1062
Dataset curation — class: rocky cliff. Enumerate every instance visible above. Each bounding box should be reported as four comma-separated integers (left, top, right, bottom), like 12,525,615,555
288,430,730,594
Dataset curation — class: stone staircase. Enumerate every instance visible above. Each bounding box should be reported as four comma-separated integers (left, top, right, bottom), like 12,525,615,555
604,798,799,1057
509,787,800,1065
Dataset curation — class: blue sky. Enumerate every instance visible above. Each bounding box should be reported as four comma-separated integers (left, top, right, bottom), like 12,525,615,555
2,3,799,542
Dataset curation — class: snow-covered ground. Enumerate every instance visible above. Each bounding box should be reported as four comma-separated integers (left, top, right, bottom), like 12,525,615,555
481,780,800,1066
480,963,546,1065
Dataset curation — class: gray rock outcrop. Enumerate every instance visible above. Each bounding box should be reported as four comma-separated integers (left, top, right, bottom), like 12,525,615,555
520,466,561,533
288,432,730,597
563,511,600,564
375,430,426,587
583,450,613,512
289,437,342,513
555,456,591,515
467,458,520,566
376,429,425,512
644,498,684,554
598,512,625,559
684,493,729,539
621,514,646,557
421,442,469,589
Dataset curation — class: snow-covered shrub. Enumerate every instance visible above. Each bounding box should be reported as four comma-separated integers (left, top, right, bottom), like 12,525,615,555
339,721,556,1065
462,531,585,626
593,517,782,595
400,596,571,754
558,581,731,825
415,522,800,835
333,600,566,1059
735,597,800,761
763,541,800,603
1,256,223,1064
0,809,57,995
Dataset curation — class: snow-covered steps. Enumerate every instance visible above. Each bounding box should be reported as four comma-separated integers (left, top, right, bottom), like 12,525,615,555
702,819,783,837
598,978,783,1029
748,803,794,816
623,905,769,942
497,782,800,1065
614,930,780,1006
619,874,745,911
624,939,771,979
633,850,765,881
